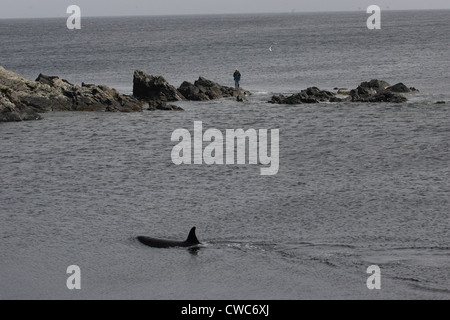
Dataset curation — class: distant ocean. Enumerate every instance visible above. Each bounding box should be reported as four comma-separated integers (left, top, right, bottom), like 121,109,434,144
0,11,449,300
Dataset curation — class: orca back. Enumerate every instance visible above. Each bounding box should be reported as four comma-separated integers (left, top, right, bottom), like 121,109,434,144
138,227,201,248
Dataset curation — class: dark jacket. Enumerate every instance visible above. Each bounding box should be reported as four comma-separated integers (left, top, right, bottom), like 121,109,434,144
233,71,241,81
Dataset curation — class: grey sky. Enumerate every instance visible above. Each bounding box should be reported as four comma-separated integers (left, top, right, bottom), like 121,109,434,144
1,0,449,19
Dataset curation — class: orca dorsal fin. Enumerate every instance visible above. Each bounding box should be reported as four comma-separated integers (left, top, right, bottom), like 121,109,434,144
186,227,200,244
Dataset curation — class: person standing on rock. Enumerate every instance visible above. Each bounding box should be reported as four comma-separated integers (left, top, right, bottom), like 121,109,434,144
233,69,241,89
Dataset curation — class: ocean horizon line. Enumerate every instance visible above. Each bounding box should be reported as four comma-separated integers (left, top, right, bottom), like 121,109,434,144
1,8,449,21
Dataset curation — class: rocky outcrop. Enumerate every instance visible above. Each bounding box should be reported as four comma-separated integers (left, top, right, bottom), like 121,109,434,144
350,88,407,103
386,83,410,93
177,81,208,101
269,87,340,104
132,71,250,105
133,70,184,102
0,85,41,122
349,80,408,103
352,88,408,103
359,79,391,91
0,64,144,122
269,80,415,105
178,77,250,101
132,70,185,111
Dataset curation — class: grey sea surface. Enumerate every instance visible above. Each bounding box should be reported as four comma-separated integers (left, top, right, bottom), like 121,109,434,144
0,11,449,299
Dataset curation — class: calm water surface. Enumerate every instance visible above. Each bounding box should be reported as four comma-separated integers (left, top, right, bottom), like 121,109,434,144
0,11,449,299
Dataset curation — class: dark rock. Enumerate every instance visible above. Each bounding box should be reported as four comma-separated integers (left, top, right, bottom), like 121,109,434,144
133,70,184,102
194,77,225,100
360,79,391,91
132,70,185,111
36,74,73,88
178,77,250,101
368,91,408,103
35,73,60,87
306,87,335,100
269,87,336,105
357,85,370,96
236,95,248,102
270,80,413,105
178,81,209,101
269,94,290,104
350,89,407,103
268,95,286,104
349,80,409,103
349,86,372,102
387,83,410,93
147,100,184,111
349,89,362,102
330,96,343,103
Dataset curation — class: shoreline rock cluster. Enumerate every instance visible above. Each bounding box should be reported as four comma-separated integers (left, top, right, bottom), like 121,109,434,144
0,63,250,122
132,70,250,110
269,80,419,105
0,63,436,124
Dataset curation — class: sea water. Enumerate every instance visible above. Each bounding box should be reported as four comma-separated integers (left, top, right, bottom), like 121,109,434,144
0,11,449,299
